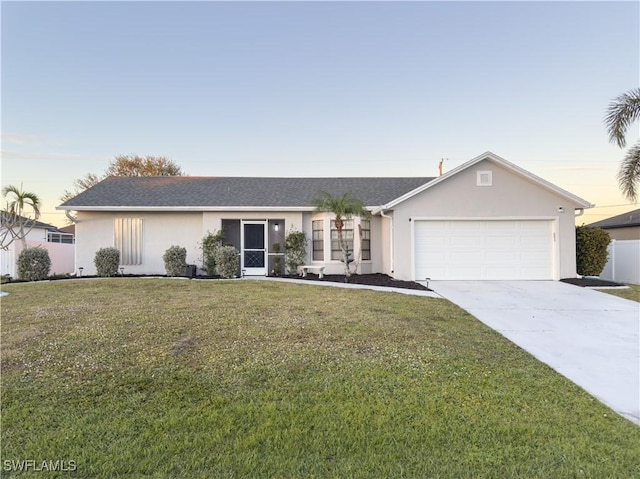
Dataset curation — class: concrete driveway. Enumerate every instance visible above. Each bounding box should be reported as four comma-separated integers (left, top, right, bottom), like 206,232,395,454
429,281,640,425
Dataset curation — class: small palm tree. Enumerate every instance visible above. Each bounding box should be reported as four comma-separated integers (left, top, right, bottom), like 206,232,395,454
311,192,370,278
605,88,640,201
1,184,42,249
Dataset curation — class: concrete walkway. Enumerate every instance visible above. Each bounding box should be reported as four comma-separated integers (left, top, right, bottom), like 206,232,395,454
429,281,640,425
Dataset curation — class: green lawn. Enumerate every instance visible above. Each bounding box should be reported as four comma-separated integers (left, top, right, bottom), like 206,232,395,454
597,284,640,302
2,279,639,478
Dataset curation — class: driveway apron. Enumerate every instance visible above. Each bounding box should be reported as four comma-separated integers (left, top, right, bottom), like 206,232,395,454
430,281,640,425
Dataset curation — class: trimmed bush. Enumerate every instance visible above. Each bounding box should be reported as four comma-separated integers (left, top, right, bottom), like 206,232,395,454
17,247,51,281
94,247,120,277
284,230,307,274
163,245,187,277
215,245,239,279
200,230,224,275
576,225,611,276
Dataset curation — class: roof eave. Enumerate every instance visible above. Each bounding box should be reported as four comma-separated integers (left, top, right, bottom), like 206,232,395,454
57,205,317,212
57,205,380,212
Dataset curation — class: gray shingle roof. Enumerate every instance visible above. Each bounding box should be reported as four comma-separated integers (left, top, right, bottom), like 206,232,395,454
587,208,640,229
59,176,435,209
0,212,63,231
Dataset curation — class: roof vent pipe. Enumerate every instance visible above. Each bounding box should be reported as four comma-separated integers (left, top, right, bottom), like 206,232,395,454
438,158,447,176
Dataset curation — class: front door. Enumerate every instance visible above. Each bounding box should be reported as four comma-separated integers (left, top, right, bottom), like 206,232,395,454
242,221,267,276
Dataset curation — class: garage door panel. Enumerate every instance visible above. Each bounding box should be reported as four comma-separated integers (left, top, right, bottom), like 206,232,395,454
450,237,483,248
486,251,517,262
486,222,517,233
486,236,517,248
521,221,549,232
449,222,481,232
521,251,550,263
415,220,553,280
521,236,550,246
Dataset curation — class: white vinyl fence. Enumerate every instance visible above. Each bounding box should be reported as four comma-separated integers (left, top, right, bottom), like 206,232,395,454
599,240,640,285
0,240,75,278
1,247,15,277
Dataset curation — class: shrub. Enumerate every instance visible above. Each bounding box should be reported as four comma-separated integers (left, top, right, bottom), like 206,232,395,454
284,230,307,274
576,225,611,276
163,245,187,276
215,245,239,279
200,230,224,275
17,247,51,281
94,247,120,277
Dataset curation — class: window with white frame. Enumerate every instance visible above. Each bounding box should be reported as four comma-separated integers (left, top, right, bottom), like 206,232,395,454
312,220,324,261
114,218,143,265
331,219,354,260
359,220,371,260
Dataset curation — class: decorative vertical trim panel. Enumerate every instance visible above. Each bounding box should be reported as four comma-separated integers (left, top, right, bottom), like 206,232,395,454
114,218,143,265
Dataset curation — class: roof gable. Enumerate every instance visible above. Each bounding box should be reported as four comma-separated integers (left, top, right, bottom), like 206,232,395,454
372,151,593,212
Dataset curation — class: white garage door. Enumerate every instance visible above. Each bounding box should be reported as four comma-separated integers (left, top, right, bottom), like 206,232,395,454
414,220,554,280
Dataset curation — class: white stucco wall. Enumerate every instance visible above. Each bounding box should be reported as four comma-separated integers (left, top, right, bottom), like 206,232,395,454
389,159,581,281
76,211,307,276
76,211,204,275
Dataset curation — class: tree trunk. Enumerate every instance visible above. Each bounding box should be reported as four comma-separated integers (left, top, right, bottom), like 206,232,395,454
335,219,351,278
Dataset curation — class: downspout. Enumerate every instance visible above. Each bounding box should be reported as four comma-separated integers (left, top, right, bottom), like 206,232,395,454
64,210,78,276
575,208,585,218
65,210,77,224
379,209,394,274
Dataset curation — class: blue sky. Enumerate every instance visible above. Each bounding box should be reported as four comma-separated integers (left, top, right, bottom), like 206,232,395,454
2,1,638,226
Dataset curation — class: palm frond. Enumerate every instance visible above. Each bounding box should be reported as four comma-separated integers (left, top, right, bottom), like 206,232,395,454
617,140,640,202
605,87,640,148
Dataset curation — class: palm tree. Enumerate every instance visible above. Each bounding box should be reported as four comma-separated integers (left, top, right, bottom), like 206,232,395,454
605,88,640,201
1,184,42,249
311,192,370,278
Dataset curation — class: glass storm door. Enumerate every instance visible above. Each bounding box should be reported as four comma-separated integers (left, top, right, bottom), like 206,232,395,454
242,221,267,276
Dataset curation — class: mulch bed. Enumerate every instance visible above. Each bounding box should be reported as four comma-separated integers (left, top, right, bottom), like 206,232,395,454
560,277,626,287
280,273,431,291
2,273,620,291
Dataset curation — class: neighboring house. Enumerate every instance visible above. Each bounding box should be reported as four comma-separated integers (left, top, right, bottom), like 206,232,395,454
58,224,76,237
586,208,640,241
588,209,640,285
0,215,75,277
57,152,592,281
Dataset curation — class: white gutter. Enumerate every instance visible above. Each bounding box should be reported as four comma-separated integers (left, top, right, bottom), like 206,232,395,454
379,209,394,274
56,206,317,212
